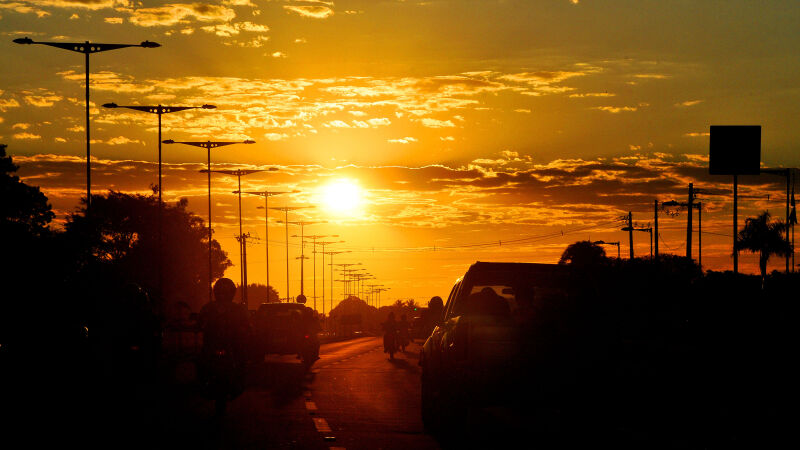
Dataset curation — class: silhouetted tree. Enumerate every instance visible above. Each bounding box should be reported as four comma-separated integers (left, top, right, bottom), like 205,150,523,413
233,283,280,304
558,240,607,267
736,211,792,280
0,144,54,236
64,190,232,311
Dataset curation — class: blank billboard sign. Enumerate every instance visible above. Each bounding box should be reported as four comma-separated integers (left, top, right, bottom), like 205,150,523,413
709,125,761,175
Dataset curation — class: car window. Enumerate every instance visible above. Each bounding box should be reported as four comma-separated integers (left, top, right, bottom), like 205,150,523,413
443,279,462,320
451,271,569,322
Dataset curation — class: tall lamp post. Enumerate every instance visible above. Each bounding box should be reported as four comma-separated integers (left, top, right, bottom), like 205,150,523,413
315,241,344,314
289,220,325,303
247,190,296,301
272,206,313,301
162,139,255,303
206,168,275,310
102,102,215,301
13,37,160,212
302,235,338,312
323,251,349,319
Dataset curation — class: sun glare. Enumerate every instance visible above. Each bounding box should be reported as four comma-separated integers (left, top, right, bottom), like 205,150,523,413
321,179,363,213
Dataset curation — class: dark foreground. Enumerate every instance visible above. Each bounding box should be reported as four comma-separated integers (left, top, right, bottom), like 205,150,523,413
6,332,793,449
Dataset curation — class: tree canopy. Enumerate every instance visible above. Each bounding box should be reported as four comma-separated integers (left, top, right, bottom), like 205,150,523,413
559,240,608,267
0,144,54,237
65,190,232,311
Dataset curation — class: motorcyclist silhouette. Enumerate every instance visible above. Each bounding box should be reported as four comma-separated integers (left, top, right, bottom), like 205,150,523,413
397,314,410,351
382,312,398,360
198,278,249,415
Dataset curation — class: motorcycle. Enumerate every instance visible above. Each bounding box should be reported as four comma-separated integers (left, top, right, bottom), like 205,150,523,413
199,348,244,416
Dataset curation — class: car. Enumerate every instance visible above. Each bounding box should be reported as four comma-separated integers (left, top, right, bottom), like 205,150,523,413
419,261,576,431
253,303,320,368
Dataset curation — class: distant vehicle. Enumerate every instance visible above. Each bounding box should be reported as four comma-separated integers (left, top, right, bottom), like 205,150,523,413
419,262,575,431
253,303,320,369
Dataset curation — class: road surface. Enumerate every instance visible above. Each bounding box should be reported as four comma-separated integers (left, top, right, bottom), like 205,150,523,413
149,337,441,449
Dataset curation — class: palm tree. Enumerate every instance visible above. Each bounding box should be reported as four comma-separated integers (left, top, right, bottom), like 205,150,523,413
736,211,792,280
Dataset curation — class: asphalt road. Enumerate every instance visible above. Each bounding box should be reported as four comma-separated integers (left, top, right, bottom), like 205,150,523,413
153,336,441,450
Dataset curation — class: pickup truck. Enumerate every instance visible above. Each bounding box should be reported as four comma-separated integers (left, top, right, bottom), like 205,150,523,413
419,261,578,431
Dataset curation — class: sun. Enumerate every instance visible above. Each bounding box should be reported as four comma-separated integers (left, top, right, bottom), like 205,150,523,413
321,179,363,213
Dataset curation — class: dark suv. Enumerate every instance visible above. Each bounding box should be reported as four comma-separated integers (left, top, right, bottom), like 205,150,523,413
253,303,320,368
419,261,575,430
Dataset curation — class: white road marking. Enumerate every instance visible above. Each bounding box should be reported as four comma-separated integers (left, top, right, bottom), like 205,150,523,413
313,418,332,432
305,401,318,411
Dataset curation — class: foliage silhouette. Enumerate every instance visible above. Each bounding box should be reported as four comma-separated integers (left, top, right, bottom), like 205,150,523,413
64,190,232,311
736,211,792,280
234,283,280,305
0,144,54,236
558,240,608,267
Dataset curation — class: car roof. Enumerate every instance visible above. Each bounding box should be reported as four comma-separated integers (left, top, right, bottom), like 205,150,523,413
468,261,566,272
257,302,305,312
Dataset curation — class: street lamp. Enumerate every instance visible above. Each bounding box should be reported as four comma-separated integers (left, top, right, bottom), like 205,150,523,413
272,206,313,302
247,190,298,301
13,37,160,211
102,102,215,302
162,139,255,303
593,240,621,259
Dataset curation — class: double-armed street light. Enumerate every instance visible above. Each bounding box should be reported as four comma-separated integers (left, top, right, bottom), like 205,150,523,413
13,37,160,212
247,190,297,300
162,139,256,302
102,102,216,301
271,206,313,302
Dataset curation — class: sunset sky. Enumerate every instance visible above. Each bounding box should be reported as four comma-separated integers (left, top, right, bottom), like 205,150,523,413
2,1,799,310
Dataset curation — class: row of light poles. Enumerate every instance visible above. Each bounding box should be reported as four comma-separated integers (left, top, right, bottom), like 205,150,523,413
12,36,387,310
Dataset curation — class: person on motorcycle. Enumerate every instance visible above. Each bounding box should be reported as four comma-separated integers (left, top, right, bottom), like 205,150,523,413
382,312,398,359
397,314,410,351
198,278,249,414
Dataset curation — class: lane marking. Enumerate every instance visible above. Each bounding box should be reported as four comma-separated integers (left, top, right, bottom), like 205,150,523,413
305,401,318,411
313,418,332,432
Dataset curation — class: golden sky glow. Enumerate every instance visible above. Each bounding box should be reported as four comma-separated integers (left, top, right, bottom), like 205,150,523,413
3,1,800,309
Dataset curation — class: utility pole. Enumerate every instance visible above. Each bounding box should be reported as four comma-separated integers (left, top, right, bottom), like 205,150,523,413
687,183,694,260
315,241,344,313
289,221,325,303
762,168,793,272
621,212,634,259
236,232,252,305
654,200,659,258
208,168,269,309
304,235,338,312
323,251,349,318
271,206,313,302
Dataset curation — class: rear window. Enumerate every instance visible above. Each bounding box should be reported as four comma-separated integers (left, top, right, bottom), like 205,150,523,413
450,269,569,321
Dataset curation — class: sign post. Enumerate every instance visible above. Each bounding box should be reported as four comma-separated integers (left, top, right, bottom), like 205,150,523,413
709,125,761,274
